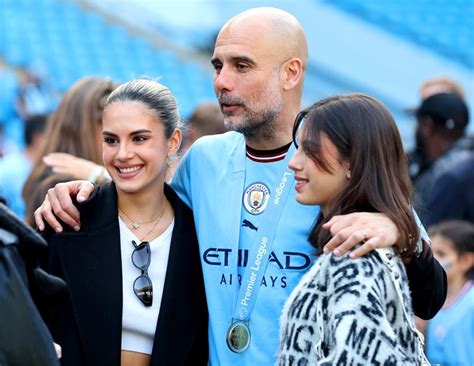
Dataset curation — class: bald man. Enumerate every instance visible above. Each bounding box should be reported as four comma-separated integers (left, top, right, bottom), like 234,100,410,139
35,8,445,365
212,7,307,150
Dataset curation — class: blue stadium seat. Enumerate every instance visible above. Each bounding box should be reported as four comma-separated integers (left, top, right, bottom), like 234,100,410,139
0,0,215,114
321,0,473,69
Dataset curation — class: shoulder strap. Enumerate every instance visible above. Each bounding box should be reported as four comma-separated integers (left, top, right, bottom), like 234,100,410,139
375,248,430,365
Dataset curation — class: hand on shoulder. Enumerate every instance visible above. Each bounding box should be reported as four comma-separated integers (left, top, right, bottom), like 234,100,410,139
34,180,95,232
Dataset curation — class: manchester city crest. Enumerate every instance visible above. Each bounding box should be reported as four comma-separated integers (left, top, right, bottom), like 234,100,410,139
243,182,270,215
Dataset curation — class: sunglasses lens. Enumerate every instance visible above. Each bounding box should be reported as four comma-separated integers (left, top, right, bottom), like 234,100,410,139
132,242,150,270
134,275,153,306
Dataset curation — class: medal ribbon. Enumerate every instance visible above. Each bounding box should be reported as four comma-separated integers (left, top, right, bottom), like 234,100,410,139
232,144,296,324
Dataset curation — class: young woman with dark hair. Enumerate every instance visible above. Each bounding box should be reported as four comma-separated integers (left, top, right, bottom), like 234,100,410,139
277,94,429,365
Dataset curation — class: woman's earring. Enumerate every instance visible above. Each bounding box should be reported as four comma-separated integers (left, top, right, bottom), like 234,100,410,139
346,170,351,179
167,154,177,169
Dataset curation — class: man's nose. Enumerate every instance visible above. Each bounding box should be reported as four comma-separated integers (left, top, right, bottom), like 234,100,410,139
214,66,234,93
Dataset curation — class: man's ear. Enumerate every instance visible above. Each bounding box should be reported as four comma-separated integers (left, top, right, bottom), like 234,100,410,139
281,58,304,91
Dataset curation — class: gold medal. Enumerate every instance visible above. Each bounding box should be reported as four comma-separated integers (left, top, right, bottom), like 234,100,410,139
226,321,251,353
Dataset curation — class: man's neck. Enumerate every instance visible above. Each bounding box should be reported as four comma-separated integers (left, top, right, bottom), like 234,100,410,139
245,135,292,150
246,142,292,163
244,111,297,150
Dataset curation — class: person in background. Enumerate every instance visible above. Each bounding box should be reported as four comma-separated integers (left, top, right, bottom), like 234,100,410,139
277,94,429,365
407,77,465,183
180,101,226,154
22,77,116,226
15,66,55,121
424,154,474,226
0,62,21,156
419,77,465,101
426,220,474,366
39,79,208,365
411,92,472,224
42,152,112,184
0,114,48,218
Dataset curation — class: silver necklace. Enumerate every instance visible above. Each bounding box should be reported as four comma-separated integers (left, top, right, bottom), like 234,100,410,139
119,202,167,241
119,205,164,230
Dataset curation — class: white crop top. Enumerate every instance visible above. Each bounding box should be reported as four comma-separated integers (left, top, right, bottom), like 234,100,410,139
119,216,174,354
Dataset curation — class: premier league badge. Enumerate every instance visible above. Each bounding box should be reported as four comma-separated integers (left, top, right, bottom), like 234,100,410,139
243,182,270,215
226,321,251,353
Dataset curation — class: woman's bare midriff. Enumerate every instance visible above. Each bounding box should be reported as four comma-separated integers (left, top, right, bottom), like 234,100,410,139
121,350,151,366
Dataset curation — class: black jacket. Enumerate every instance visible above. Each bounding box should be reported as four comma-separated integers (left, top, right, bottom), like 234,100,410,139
0,203,63,366
42,183,208,365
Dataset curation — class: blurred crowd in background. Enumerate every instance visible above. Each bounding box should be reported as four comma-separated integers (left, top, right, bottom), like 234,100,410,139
0,0,473,364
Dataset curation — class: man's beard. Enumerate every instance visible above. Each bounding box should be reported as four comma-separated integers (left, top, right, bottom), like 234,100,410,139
218,95,282,142
225,108,279,142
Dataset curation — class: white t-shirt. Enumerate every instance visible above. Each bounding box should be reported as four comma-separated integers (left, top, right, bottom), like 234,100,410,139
118,216,174,354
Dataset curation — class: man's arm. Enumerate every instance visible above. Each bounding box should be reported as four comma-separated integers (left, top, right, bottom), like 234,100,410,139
404,240,447,319
322,212,399,258
34,174,447,318
34,181,94,232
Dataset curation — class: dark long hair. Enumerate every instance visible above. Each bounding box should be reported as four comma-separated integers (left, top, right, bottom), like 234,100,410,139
299,94,419,255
